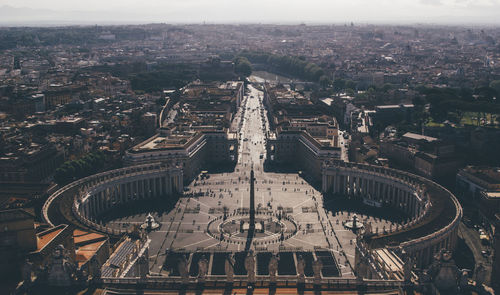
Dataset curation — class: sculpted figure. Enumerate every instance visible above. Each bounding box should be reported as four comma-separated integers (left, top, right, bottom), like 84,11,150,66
225,254,235,282
178,254,189,284
297,255,306,283
364,222,372,234
312,257,323,285
403,255,413,283
355,254,368,282
244,251,256,283
427,249,460,293
46,245,77,287
268,254,279,283
198,255,208,281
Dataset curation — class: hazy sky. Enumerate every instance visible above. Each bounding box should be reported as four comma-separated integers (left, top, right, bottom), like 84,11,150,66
1,0,500,24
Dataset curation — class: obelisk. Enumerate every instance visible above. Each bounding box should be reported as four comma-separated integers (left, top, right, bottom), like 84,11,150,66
249,167,255,231
245,167,256,251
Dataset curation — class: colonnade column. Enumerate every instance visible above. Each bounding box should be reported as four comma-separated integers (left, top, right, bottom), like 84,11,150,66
322,173,328,193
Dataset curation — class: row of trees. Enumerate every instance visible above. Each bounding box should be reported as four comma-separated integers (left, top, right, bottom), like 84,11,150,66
130,65,198,92
238,51,327,83
420,86,500,122
233,56,252,77
90,61,238,92
54,151,106,185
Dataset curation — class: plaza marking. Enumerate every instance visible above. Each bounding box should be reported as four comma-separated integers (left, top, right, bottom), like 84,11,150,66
205,242,223,249
189,198,211,208
292,197,313,209
290,236,325,247
196,211,214,217
182,237,214,249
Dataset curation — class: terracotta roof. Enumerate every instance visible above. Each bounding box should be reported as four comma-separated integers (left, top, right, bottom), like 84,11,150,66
36,227,64,250
74,229,108,267
73,229,106,245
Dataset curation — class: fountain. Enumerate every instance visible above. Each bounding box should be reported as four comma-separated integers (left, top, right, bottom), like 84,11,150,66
344,214,364,231
141,213,160,231
206,167,298,247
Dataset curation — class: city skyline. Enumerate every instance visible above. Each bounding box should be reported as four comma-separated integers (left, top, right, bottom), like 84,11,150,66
1,0,500,25
0,8,499,293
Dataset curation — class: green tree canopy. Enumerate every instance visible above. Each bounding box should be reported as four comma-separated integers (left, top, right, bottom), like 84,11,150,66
319,75,331,89
233,57,252,77
54,151,106,185
489,80,500,97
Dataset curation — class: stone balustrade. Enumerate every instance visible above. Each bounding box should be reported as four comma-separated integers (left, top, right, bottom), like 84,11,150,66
101,275,404,289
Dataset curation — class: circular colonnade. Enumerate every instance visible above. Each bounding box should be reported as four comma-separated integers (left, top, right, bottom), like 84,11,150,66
43,159,461,269
322,160,462,268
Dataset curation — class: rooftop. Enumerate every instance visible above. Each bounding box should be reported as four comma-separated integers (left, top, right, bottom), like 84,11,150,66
462,166,500,185
0,208,35,223
74,229,108,268
35,224,67,252
484,192,500,199
402,132,438,143
133,132,198,151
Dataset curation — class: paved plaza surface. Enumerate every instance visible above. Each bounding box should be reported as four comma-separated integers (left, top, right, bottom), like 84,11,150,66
100,82,402,278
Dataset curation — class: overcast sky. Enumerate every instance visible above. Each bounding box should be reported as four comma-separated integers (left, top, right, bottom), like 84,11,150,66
1,0,500,24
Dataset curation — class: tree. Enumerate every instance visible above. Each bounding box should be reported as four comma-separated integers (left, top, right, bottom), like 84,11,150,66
490,80,500,97
319,75,331,89
333,79,346,92
382,83,393,92
233,57,252,77
345,80,357,90
346,88,355,96
54,151,106,185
